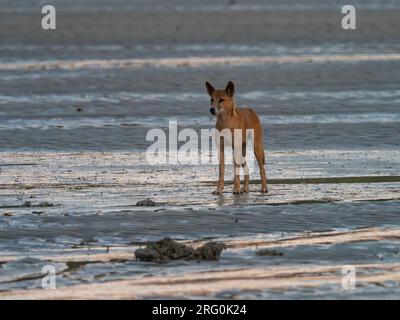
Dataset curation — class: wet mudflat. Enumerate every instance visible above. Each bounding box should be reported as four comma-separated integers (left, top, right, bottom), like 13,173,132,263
0,151,399,298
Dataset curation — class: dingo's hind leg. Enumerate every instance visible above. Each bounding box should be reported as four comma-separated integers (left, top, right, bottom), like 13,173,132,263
254,132,267,193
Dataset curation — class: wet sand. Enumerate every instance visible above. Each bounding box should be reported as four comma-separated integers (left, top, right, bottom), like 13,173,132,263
2,1,400,45
1,151,400,298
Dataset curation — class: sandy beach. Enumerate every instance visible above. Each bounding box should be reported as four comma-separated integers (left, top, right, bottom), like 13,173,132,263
1,0,400,299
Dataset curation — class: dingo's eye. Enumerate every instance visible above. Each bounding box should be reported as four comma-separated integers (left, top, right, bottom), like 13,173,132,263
219,98,224,103
211,98,214,103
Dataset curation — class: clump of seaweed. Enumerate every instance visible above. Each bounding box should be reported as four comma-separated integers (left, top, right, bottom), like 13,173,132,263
192,242,226,260
256,249,284,256
23,201,54,208
37,202,54,207
136,198,157,206
135,238,226,262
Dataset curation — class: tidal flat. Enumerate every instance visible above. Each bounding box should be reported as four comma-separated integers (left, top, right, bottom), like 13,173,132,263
1,0,400,299
0,151,399,298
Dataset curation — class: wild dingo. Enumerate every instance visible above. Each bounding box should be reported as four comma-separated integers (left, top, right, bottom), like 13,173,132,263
206,81,267,194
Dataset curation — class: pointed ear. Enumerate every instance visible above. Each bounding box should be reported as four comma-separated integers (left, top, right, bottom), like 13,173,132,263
225,81,235,97
205,81,215,96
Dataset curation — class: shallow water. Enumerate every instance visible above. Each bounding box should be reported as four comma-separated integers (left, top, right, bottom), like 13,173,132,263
0,0,400,299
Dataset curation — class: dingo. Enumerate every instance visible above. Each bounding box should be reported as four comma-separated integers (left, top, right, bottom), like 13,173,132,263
206,81,267,194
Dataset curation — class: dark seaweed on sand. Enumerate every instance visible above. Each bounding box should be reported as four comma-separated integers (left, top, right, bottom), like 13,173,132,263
256,249,284,256
136,198,157,206
135,238,226,262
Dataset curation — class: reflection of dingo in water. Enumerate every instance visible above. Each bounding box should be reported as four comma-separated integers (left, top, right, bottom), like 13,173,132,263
205,81,267,194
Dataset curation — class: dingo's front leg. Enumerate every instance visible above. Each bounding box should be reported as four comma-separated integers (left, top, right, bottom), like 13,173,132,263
213,137,225,194
241,142,249,193
233,134,242,194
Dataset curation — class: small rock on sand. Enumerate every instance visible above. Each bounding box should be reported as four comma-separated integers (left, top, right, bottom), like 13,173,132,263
136,198,157,206
135,238,225,262
23,201,32,207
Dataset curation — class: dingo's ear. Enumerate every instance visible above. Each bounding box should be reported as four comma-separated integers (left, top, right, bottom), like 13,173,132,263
205,81,215,96
225,81,235,97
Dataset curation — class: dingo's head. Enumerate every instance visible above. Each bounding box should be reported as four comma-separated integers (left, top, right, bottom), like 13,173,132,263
205,81,235,116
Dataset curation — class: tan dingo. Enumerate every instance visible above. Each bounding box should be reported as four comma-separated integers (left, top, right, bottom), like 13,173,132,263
206,81,267,194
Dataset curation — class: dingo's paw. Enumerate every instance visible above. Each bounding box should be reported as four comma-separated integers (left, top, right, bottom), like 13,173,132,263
260,187,268,194
212,189,223,195
241,186,249,193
